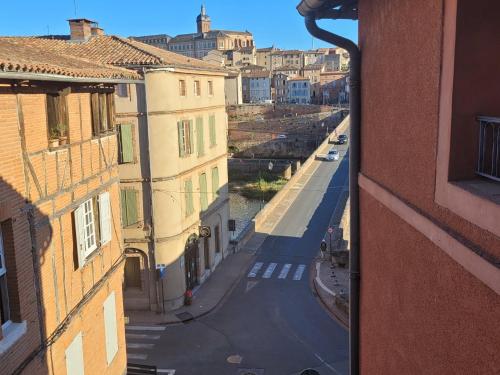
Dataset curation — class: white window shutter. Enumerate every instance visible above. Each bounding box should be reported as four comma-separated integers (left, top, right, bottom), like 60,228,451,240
99,192,112,245
74,205,86,268
65,332,85,375
103,292,118,365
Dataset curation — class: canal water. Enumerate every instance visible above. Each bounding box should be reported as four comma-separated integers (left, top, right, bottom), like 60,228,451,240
229,193,262,240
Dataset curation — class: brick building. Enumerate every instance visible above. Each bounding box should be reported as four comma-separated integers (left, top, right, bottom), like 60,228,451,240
0,38,140,374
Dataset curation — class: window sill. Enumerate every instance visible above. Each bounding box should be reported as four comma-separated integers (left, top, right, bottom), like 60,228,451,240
48,144,70,153
452,178,500,205
0,321,27,355
91,131,117,143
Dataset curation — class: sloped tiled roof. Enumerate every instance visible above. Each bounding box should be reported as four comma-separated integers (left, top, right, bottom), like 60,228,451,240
0,37,140,80
1,35,226,74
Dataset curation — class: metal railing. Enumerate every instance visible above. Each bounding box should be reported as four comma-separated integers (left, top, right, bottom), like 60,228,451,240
477,116,500,182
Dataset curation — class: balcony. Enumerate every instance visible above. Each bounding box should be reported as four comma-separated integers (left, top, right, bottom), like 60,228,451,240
477,116,500,182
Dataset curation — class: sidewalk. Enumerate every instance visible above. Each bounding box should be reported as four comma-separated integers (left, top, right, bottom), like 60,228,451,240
126,249,255,325
313,254,350,328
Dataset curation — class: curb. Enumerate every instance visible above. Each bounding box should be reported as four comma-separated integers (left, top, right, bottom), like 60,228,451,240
310,258,349,330
127,252,256,326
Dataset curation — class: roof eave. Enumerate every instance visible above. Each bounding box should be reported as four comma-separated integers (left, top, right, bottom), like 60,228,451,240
0,71,143,84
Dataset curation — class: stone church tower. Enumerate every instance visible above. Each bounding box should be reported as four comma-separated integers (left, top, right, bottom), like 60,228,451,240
196,5,211,33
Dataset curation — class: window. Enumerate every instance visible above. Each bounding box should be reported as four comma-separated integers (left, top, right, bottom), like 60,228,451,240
90,93,115,136
211,167,219,200
209,115,216,147
196,117,205,157
65,332,84,375
116,84,129,98
179,80,187,96
74,193,111,268
177,120,194,157
46,93,68,144
118,124,134,164
185,179,194,217
120,189,138,228
194,80,201,96
74,198,97,265
103,292,118,365
0,229,10,328
208,81,214,96
214,225,221,254
199,173,208,211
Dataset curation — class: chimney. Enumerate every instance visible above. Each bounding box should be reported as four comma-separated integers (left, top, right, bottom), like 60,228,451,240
91,26,104,36
68,19,96,41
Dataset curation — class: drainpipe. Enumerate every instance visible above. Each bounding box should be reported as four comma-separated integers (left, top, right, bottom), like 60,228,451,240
304,16,361,375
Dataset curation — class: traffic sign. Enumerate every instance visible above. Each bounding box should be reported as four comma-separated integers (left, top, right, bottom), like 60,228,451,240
328,227,334,234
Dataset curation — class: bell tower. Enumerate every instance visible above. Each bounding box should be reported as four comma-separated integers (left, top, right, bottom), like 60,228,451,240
196,4,211,33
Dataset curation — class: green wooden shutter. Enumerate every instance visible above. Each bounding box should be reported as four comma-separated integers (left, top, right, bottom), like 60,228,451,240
209,115,216,147
177,121,185,157
126,190,138,225
196,117,204,157
120,190,128,226
199,173,208,211
121,189,138,226
185,179,194,216
189,120,194,155
211,167,219,200
119,124,133,163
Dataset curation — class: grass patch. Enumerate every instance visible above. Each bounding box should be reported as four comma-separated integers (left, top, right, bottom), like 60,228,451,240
230,172,288,201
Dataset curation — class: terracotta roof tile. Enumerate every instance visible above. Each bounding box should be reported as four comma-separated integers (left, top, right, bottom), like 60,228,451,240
0,37,140,80
1,35,226,75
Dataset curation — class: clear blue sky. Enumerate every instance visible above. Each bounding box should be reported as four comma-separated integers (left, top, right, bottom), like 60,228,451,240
0,0,357,50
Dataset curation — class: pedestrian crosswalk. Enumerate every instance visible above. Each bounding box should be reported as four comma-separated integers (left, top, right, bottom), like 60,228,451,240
247,262,307,281
126,325,165,362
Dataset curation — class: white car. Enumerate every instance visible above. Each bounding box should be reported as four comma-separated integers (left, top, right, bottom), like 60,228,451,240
326,148,339,161
277,134,287,139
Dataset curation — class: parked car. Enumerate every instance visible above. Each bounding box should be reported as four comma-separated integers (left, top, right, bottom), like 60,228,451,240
326,148,339,161
277,134,287,139
337,134,348,144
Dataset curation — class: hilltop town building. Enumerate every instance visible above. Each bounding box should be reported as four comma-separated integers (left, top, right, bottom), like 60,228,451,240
166,6,254,60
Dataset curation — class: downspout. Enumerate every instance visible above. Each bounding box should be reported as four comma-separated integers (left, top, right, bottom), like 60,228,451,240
304,16,361,375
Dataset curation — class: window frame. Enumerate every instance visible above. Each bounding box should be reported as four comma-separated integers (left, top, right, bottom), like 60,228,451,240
194,80,201,97
179,80,187,97
435,0,500,238
208,81,214,96
46,93,69,145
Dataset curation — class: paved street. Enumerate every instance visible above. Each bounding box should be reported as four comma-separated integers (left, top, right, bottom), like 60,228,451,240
126,139,350,375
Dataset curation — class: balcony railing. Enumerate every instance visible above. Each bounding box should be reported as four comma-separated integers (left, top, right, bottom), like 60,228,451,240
477,116,500,182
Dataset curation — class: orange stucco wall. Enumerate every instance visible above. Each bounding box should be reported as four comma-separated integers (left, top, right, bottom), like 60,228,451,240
358,0,500,373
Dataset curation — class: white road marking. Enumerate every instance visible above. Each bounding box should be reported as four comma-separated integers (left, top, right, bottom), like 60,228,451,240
126,325,166,331
262,263,278,279
127,343,155,349
247,262,263,278
126,333,160,340
278,264,292,279
314,353,342,375
293,264,306,280
245,281,259,293
127,353,148,360
157,370,176,374
315,262,336,296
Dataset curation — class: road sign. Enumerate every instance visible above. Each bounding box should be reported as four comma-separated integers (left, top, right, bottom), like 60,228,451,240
328,227,334,234
199,226,211,238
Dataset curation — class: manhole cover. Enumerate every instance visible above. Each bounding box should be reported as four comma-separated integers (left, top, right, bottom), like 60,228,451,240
175,312,194,322
237,369,264,375
227,354,243,364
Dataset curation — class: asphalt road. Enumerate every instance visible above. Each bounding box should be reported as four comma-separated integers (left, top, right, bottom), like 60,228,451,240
127,139,350,375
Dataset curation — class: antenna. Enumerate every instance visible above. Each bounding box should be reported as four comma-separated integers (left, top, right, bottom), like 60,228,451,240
73,0,77,17
47,25,50,35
